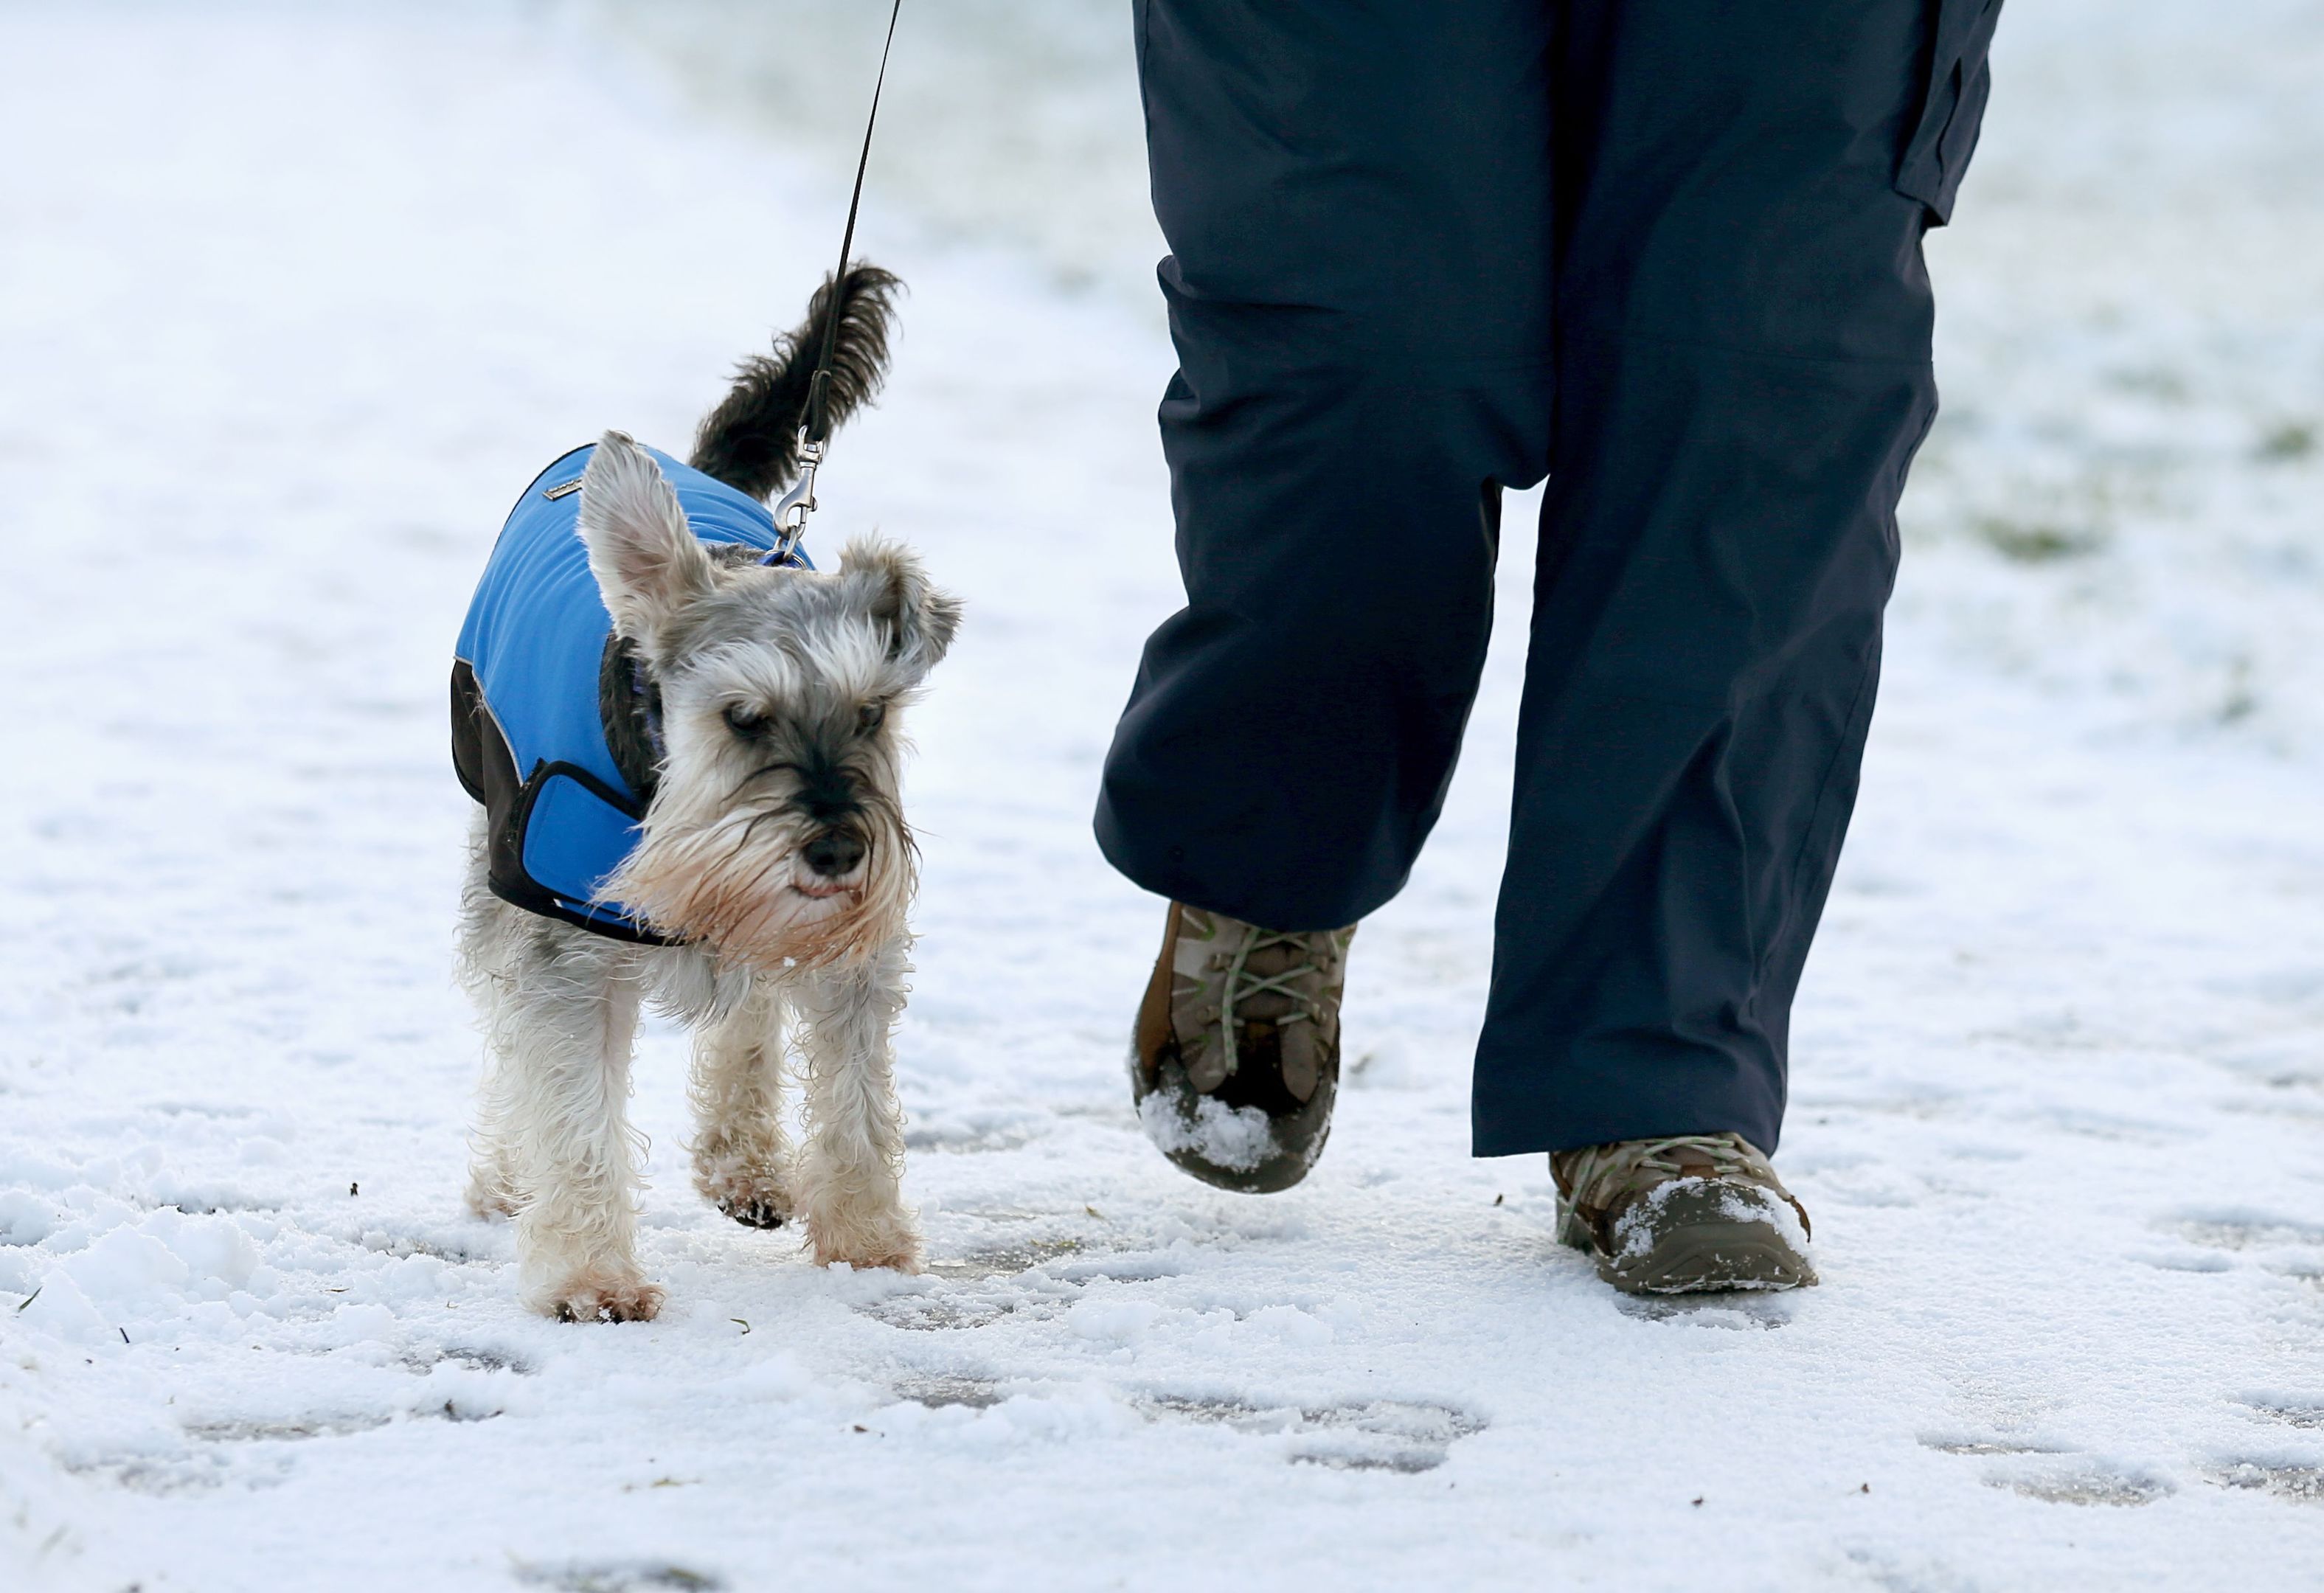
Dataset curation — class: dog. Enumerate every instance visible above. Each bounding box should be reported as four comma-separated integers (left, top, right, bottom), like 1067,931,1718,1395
449,266,960,1322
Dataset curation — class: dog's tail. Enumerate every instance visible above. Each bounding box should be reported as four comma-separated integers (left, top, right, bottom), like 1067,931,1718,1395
689,263,903,503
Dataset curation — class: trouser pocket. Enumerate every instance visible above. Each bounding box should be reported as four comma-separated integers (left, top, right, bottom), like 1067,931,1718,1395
1894,0,2003,224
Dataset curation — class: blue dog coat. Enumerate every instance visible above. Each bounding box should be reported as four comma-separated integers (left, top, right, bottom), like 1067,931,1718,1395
451,442,809,941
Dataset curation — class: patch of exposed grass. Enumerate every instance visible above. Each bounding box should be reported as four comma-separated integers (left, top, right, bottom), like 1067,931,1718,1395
2257,421,2317,462
1975,517,2107,563
2106,366,2191,402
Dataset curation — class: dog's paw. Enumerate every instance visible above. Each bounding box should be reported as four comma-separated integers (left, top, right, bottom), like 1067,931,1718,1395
693,1158,794,1230
808,1217,924,1274
718,1193,790,1229
463,1169,521,1221
545,1277,665,1324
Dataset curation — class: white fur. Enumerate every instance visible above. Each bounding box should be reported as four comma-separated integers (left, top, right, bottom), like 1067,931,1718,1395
457,848,924,1319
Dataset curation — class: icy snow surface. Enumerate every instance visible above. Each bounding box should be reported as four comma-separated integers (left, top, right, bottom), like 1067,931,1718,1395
4,3,2323,1589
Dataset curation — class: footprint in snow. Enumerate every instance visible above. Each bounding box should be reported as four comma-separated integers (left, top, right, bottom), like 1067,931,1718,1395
513,1561,724,1592
855,1243,1077,1331
857,1292,1026,1332
355,1227,495,1264
1923,1431,2176,1507
2238,1398,2324,1431
1137,1393,1485,1474
892,1373,1006,1410
1983,1461,2174,1507
1918,1434,2072,1457
183,1413,391,1443
921,1237,1086,1281
62,1451,232,1496
859,1235,1177,1330
2207,1460,2324,1504
400,1342,535,1376
2169,1212,2324,1252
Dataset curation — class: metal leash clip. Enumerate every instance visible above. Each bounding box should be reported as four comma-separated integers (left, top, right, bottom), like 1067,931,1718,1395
763,430,824,567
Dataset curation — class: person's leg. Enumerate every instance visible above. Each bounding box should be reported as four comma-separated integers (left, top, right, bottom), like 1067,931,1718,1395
1474,0,1997,1157
1095,0,1556,935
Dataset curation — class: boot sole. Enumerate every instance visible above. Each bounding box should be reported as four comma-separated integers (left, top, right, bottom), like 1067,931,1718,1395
1158,1143,1320,1195
1595,1218,1818,1295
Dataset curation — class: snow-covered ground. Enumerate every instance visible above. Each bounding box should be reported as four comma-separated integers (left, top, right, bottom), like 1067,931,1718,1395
3,4,2321,1589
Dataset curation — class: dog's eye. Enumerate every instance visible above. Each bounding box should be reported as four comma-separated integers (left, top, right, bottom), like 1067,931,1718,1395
724,703,767,738
856,701,886,735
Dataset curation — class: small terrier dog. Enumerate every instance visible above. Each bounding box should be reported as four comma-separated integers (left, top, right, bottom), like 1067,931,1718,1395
451,268,959,1321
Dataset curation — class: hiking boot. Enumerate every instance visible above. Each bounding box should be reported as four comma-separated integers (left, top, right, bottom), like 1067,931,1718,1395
1130,903,1356,1193
1551,1133,1817,1294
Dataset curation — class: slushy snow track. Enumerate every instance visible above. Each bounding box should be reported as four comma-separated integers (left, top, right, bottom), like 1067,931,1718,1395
4,6,2322,1589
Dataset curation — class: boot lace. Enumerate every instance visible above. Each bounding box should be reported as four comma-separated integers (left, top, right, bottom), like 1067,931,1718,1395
1560,1134,1765,1196
1215,928,1333,1080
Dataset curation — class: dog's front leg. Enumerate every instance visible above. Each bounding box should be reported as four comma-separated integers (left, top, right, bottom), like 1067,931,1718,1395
690,977,794,1228
790,940,921,1271
502,942,662,1321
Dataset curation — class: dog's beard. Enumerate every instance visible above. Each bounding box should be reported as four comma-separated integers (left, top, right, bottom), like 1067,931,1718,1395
604,788,913,972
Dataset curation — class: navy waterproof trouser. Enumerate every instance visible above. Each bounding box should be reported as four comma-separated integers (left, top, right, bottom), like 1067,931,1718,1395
1095,0,2000,1156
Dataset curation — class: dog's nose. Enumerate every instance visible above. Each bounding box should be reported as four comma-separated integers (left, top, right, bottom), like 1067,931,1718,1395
802,830,866,878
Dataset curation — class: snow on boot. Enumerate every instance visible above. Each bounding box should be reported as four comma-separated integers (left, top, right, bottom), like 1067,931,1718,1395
1130,903,1355,1193
1551,1133,1817,1294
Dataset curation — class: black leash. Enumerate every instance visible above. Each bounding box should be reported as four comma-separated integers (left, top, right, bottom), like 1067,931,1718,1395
769,0,903,560
808,0,902,446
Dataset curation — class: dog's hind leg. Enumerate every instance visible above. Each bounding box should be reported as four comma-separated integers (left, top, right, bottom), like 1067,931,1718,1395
790,939,921,1271
689,977,794,1228
455,827,527,1219
463,1052,526,1219
490,921,661,1322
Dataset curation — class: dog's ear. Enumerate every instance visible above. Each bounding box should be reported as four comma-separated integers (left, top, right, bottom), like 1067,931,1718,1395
839,535,962,675
577,431,714,646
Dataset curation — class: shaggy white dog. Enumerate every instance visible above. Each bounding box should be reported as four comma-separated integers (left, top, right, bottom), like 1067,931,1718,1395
453,269,957,1321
